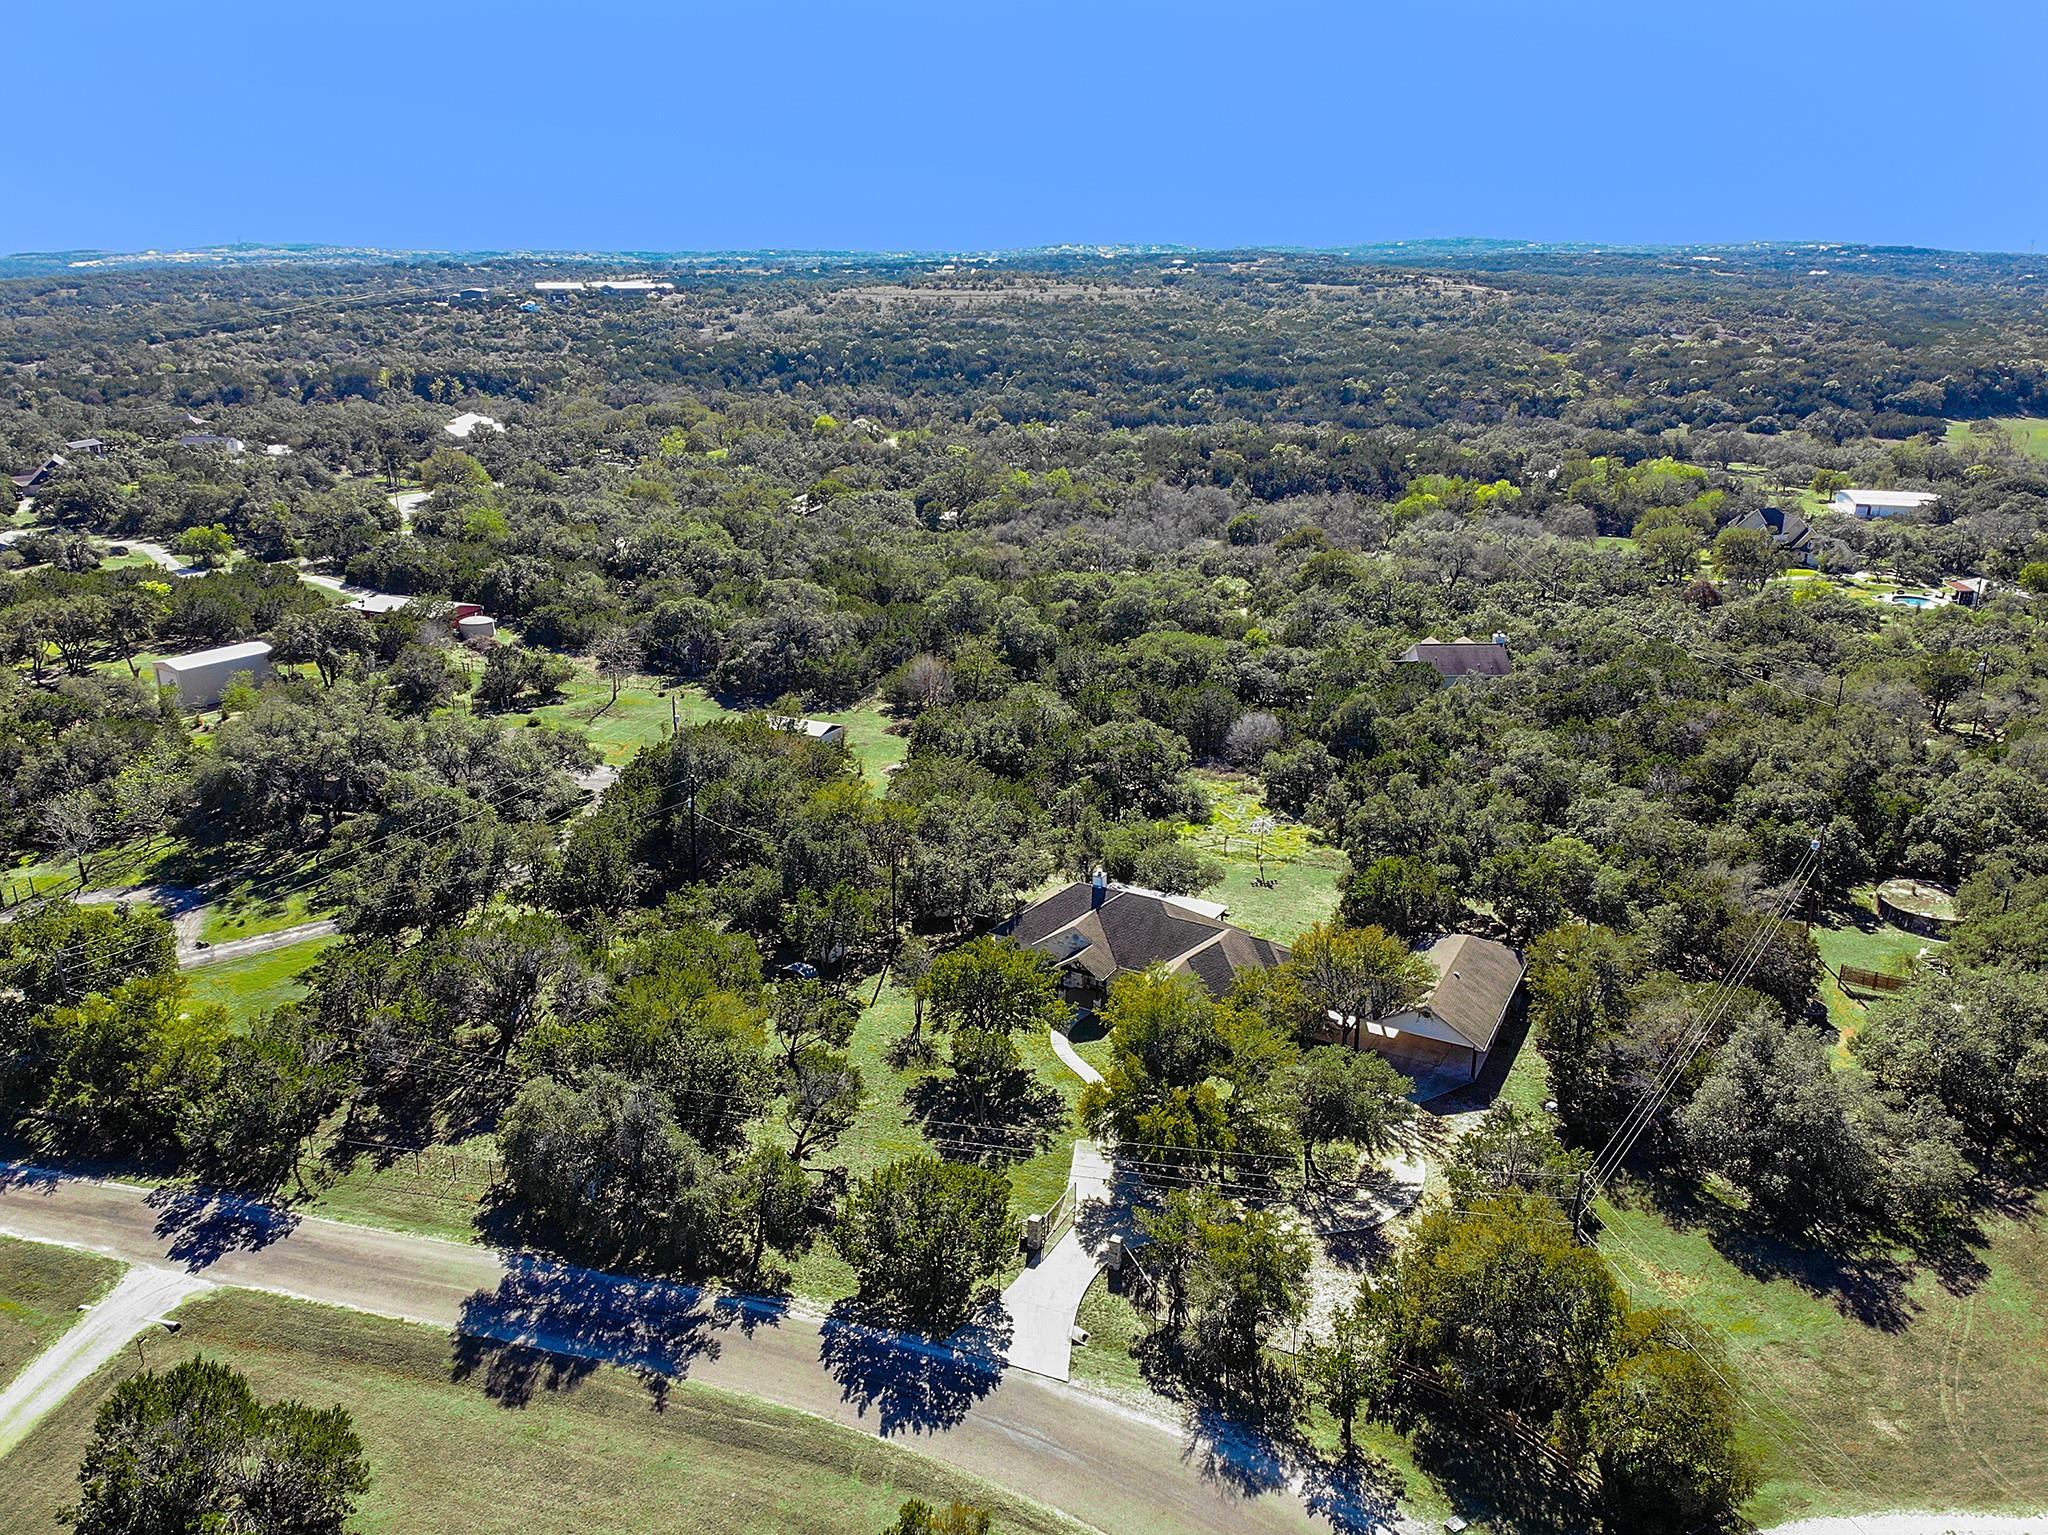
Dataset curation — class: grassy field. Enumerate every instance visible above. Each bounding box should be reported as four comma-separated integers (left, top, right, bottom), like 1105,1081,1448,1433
1178,772,1346,943
0,1239,123,1389
1810,886,1944,1042
782,983,1084,1301
513,668,724,764
1598,1184,2048,1527
807,700,907,786
0,1289,1089,1535
183,933,339,1024
1947,416,2048,460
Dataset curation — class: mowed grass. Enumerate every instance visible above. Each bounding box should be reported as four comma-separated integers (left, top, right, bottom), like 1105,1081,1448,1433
0,1238,123,1389
183,934,339,1025
1810,886,1945,1043
1596,1187,2048,1527
1947,416,2048,460
1178,772,1346,943
0,1289,1088,1535
781,983,1084,1303
807,699,907,787
513,669,724,764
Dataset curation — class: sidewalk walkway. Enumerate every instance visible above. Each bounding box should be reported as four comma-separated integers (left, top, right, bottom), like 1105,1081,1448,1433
1047,1028,1102,1085
0,1263,211,1457
1000,1141,1121,1381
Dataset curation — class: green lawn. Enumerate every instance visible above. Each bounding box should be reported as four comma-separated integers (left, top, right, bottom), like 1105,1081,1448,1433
1947,416,2048,460
0,1288,1089,1535
0,1239,123,1389
302,1131,503,1245
1810,887,1944,1042
1177,772,1346,943
197,861,333,943
781,982,1083,1303
808,699,908,787
1597,1185,2048,1528
183,934,339,1024
512,669,725,764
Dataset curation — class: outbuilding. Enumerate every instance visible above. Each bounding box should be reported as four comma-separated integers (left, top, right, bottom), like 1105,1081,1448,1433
1832,488,1939,519
766,715,849,747
154,640,274,711
1399,635,1513,681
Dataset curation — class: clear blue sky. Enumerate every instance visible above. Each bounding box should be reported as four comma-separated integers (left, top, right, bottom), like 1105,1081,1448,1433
8,0,2044,256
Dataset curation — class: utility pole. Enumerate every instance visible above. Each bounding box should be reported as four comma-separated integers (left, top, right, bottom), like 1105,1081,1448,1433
1570,1168,1593,1244
686,786,699,881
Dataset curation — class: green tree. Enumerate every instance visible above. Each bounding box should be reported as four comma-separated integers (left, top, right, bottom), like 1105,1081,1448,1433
69,1356,369,1535
830,1155,1013,1324
498,1071,722,1270
1279,922,1435,1043
1711,525,1783,587
1582,1312,1758,1533
920,937,1071,1038
173,523,236,568
1303,1285,1394,1458
1338,855,1460,938
720,1143,815,1278
1286,1046,1413,1187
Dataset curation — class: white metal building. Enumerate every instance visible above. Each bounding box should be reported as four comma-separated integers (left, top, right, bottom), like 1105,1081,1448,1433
154,640,274,711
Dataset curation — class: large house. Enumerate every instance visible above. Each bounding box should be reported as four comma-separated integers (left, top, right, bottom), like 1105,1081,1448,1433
1832,487,1938,519
11,453,65,492
1308,932,1525,1090
997,877,1288,1009
1399,635,1513,681
1731,505,1814,563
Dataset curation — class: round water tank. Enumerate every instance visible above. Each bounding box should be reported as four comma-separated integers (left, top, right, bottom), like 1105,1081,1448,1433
457,615,497,643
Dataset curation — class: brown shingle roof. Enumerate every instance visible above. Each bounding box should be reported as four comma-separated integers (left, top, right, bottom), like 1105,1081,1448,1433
1399,637,1512,679
1410,934,1524,1051
997,882,1289,998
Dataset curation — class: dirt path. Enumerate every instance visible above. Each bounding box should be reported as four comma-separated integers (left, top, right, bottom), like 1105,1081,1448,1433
0,1263,211,1457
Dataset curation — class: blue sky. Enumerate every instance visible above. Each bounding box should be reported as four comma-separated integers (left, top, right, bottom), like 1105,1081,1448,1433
7,0,2044,256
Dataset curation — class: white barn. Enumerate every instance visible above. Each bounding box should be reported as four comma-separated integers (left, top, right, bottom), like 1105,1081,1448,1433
154,640,274,711
1832,488,1940,519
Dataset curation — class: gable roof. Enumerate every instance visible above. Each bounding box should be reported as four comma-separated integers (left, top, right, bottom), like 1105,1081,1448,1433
1732,505,1812,551
996,881,1288,998
1399,636,1513,679
1400,934,1525,1051
11,453,65,489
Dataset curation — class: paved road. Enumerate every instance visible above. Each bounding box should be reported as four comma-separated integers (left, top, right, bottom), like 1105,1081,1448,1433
0,1263,211,1457
0,1169,1369,1534
70,886,335,969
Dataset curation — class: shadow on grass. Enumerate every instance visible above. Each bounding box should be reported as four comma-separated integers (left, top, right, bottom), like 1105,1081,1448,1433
816,1298,1009,1437
146,1184,301,1271
452,1253,789,1410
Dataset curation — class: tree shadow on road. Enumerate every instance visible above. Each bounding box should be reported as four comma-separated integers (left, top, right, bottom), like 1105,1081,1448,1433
146,1184,300,1270
816,1299,1010,1437
451,1253,789,1409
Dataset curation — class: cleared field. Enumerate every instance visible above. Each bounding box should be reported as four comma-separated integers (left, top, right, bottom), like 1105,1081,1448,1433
0,1288,1087,1535
1598,1185,2048,1528
0,1238,123,1389
1948,416,2048,459
1178,773,1346,942
183,933,338,1024
512,668,722,763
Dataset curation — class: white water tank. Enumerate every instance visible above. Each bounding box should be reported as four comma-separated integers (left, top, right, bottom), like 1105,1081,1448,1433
457,615,497,644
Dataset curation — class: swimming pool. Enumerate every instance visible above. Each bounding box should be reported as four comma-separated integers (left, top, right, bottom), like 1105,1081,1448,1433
1886,593,1941,609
